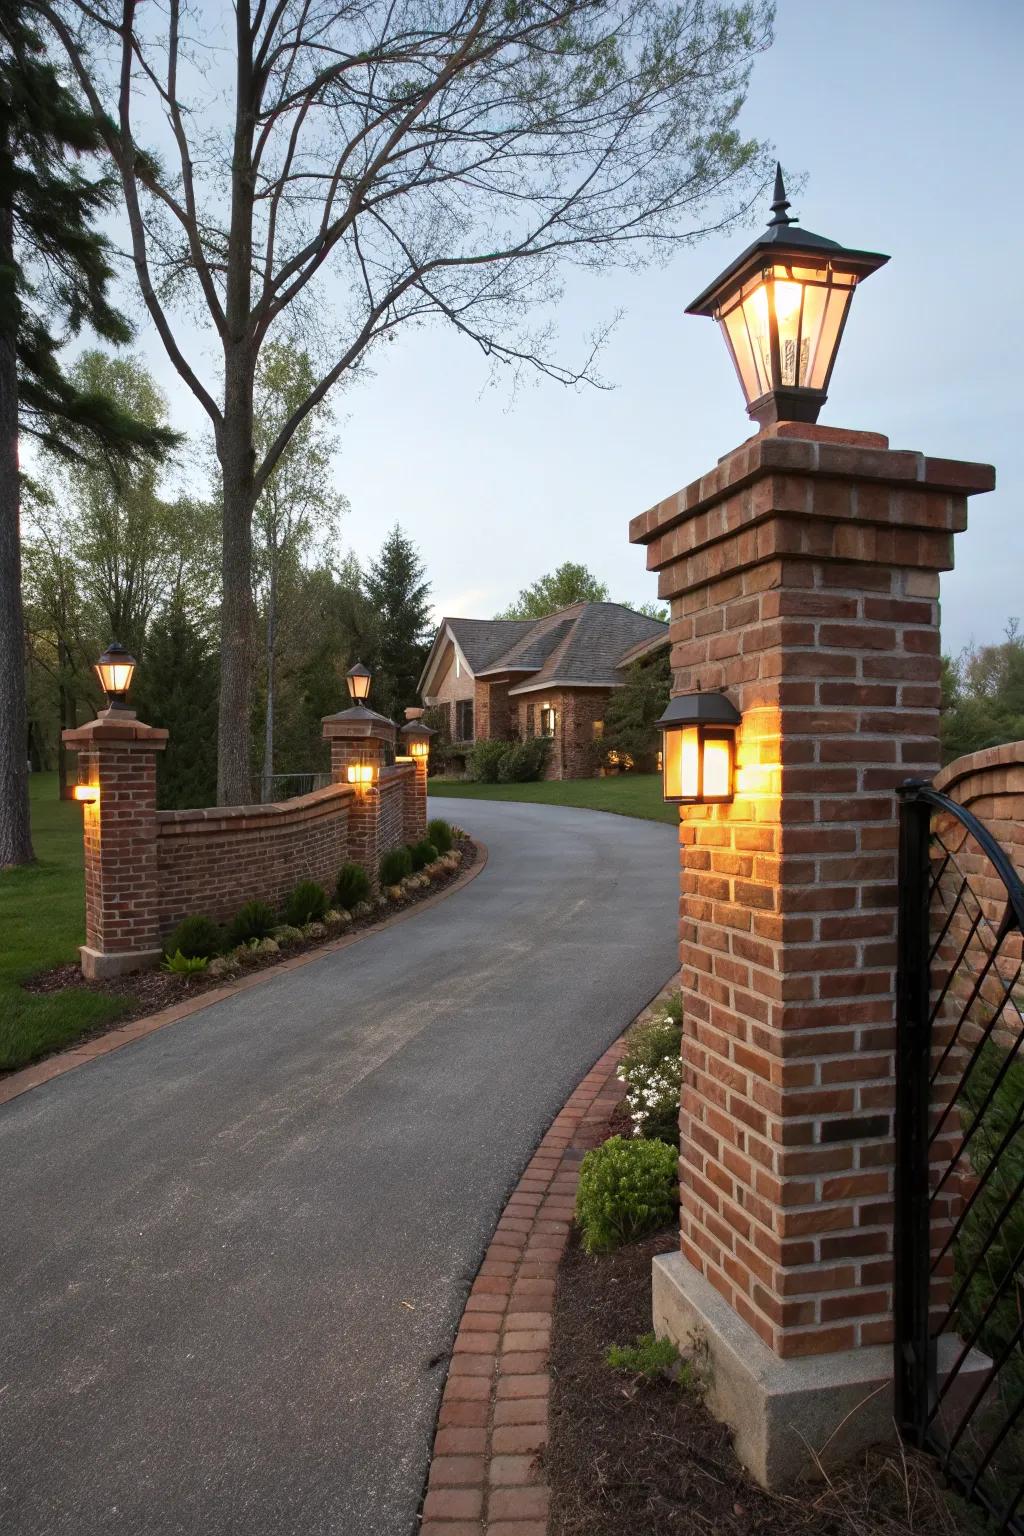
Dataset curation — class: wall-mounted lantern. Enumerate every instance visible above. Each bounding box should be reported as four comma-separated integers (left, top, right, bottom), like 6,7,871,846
346,662,372,703
399,719,433,760
656,691,741,805
685,165,888,428
346,761,377,787
94,642,137,712
73,783,99,805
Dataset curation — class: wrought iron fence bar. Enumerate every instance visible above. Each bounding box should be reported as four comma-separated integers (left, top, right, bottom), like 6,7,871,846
939,1313,1024,1468
931,1002,1024,1190
928,872,970,971
928,844,953,905
966,1359,1024,1501
927,908,985,1036
912,786,1024,934
934,1164,1024,1323
929,1232,1024,1417
931,1089,1024,1245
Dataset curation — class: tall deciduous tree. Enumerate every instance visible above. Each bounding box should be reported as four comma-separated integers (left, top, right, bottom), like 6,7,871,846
133,597,219,809
251,341,347,799
41,0,773,802
941,621,1024,763
495,561,611,619
0,2,174,867
364,526,432,723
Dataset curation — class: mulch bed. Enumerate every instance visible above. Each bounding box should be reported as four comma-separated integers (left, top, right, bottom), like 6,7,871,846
546,1223,981,1536
9,836,477,1074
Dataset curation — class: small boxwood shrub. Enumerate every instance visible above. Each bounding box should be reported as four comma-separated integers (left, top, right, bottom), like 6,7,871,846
427,818,453,855
336,862,370,910
575,1136,678,1254
409,839,439,871
281,880,328,927
227,899,277,947
468,738,508,783
380,846,413,886
164,914,223,960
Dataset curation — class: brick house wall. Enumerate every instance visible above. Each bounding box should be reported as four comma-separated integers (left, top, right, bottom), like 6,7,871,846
156,784,352,931
511,687,609,779
632,422,993,1361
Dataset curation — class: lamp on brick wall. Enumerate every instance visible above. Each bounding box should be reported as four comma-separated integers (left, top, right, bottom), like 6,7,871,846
94,642,137,712
346,661,372,702
686,165,888,428
399,719,433,760
346,761,376,786
656,691,741,805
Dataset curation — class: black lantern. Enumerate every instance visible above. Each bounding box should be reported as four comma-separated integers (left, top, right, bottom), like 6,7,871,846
686,165,889,428
346,662,372,702
94,642,137,712
399,719,434,760
655,692,741,805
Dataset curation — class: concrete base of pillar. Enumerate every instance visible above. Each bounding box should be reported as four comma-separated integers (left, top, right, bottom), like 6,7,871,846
653,1251,988,1488
80,945,162,980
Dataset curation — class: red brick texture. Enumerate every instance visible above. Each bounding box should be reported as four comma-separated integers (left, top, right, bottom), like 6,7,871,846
421,1023,640,1536
631,424,994,1360
65,712,427,970
513,687,609,781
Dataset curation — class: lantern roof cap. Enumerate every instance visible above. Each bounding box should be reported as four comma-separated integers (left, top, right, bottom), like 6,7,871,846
399,717,434,737
686,164,889,317
97,639,137,664
655,690,741,729
324,703,395,726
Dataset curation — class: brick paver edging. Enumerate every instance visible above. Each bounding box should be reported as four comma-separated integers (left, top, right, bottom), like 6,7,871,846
0,838,487,1110
420,975,681,1536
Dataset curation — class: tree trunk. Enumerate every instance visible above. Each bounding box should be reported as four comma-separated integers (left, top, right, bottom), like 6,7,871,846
217,389,257,805
261,559,276,803
57,638,75,799
0,153,35,868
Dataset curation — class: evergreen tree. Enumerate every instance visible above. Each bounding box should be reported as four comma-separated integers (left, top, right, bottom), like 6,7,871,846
0,2,175,865
601,652,671,769
363,527,432,724
133,600,218,810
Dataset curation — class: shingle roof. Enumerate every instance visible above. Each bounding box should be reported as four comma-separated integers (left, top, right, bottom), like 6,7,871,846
444,618,534,673
504,604,668,692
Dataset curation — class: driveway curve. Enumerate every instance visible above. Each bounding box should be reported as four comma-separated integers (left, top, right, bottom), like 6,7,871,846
0,798,678,1536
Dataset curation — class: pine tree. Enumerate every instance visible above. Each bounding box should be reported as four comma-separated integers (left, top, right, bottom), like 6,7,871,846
362,527,432,724
0,2,175,865
602,652,671,769
133,600,218,810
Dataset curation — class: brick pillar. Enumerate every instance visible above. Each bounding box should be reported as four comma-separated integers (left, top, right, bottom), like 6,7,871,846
323,707,396,891
62,712,168,978
633,424,994,1483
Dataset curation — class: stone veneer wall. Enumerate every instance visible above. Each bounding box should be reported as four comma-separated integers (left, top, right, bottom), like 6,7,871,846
155,783,353,933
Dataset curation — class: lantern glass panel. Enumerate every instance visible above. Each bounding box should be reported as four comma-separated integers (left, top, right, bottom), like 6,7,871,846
702,735,732,800
96,658,135,695
347,669,371,701
346,763,375,784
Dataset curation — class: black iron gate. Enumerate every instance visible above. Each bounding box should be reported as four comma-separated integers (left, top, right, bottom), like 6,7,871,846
895,780,1024,1531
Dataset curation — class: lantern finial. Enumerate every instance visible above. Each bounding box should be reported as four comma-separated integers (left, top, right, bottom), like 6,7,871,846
767,163,795,228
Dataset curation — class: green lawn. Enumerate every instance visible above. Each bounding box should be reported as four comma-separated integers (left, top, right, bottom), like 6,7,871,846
0,774,129,1071
428,772,678,824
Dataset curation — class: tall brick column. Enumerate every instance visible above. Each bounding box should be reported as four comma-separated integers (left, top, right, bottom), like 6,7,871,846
399,757,429,844
62,711,168,978
323,705,397,891
635,423,993,1483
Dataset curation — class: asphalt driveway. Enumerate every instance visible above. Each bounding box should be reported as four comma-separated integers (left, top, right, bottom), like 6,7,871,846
0,798,678,1536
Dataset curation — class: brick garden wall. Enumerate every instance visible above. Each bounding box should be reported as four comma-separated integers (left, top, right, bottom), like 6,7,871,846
156,783,353,933
377,767,407,857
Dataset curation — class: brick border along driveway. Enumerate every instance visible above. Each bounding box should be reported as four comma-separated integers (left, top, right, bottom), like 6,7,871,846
421,976,680,1535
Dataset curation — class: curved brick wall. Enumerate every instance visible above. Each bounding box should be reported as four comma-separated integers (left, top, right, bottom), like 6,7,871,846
933,740,1024,868
156,783,354,932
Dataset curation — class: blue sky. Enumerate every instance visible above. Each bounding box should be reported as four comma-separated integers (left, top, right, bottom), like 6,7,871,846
124,0,1022,655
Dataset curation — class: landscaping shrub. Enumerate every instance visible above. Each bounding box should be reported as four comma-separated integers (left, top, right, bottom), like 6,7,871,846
281,880,328,927
575,1136,678,1254
162,951,209,975
619,1008,683,1146
163,914,223,960
336,862,370,910
379,846,413,886
227,899,277,947
409,839,438,871
427,818,454,854
468,738,508,782
496,736,550,782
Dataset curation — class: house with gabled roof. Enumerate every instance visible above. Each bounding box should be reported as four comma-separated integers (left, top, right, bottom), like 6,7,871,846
418,603,669,779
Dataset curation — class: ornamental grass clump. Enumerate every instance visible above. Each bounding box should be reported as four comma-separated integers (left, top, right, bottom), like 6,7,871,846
282,880,328,927
619,1009,683,1147
426,818,454,854
380,846,413,886
575,1136,678,1254
409,839,438,871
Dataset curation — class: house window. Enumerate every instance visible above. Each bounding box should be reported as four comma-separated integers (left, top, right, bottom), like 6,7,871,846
592,720,604,739
540,705,556,738
455,699,474,740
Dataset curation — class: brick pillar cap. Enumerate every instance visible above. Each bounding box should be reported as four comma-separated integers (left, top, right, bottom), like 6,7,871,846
322,705,397,742
62,712,168,750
